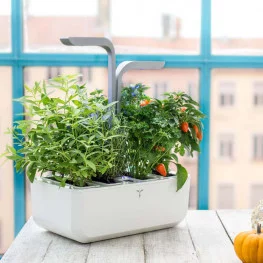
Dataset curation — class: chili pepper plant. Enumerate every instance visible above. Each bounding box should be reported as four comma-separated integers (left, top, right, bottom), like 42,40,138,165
120,83,205,190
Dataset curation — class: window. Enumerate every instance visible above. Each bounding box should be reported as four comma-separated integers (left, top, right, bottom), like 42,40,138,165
217,184,234,209
47,67,61,79
189,185,197,208
211,70,263,209
23,0,201,54
3,0,263,252
154,82,168,99
188,82,198,101
0,68,13,254
253,82,263,106
219,82,235,106
0,0,11,51
253,135,263,160
212,0,263,55
250,185,263,208
79,67,93,83
219,134,234,159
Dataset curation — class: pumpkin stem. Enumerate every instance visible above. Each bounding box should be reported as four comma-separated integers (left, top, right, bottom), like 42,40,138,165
257,223,262,234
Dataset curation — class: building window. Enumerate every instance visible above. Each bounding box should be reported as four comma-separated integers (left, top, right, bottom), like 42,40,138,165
219,134,234,159
253,135,263,160
154,82,168,99
253,82,263,106
250,185,263,208
79,67,93,83
47,67,61,79
219,82,235,106
217,184,234,209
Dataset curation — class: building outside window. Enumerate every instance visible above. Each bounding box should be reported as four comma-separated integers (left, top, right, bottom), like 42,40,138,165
154,82,168,99
79,67,93,83
217,184,234,209
219,134,234,159
188,82,197,101
250,184,263,207
253,135,263,160
47,67,61,79
219,82,235,107
253,82,263,106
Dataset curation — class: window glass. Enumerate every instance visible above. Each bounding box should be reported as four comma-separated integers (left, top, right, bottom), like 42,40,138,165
0,0,11,51
253,135,263,160
250,185,263,207
211,69,263,209
23,0,201,54
0,68,13,254
212,0,263,55
253,82,263,106
217,184,234,209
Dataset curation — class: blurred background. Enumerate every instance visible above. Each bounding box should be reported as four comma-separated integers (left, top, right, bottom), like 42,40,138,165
1,0,263,255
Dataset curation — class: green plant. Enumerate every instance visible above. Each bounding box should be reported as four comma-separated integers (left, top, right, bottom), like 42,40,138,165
120,83,205,190
4,75,127,187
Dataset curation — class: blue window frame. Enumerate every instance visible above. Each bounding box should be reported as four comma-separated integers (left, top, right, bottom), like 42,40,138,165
1,0,263,238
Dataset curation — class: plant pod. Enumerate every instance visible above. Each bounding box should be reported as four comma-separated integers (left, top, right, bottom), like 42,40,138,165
234,223,263,263
155,163,167,177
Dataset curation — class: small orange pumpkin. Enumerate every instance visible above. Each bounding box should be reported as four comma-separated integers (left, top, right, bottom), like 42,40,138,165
234,223,263,263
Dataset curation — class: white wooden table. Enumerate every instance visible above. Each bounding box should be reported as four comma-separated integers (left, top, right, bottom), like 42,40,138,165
1,210,251,263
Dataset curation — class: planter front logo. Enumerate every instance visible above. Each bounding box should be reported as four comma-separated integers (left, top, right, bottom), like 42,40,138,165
136,189,144,198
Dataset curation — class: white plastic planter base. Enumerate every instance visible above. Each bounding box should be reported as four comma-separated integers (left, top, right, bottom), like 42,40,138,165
31,175,190,243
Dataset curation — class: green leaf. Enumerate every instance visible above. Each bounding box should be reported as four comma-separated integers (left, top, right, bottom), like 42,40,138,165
190,140,200,152
86,160,96,172
72,100,82,107
60,177,67,187
7,146,16,154
176,164,188,191
170,153,178,163
27,162,37,183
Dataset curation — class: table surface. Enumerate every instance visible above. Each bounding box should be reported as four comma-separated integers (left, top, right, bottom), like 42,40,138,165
1,210,251,263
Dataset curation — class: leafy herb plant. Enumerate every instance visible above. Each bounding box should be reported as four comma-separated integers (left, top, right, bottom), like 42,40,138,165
120,83,205,190
4,75,127,187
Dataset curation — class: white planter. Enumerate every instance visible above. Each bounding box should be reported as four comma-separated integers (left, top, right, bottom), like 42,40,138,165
31,175,190,243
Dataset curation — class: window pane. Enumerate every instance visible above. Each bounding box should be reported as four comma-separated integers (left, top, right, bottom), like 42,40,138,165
250,185,263,207
211,69,263,209
23,0,201,54
0,0,11,51
0,68,13,253
212,0,263,55
24,66,108,218
122,69,199,209
217,184,234,209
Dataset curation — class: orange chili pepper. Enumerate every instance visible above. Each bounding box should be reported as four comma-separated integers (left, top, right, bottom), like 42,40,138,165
156,163,167,177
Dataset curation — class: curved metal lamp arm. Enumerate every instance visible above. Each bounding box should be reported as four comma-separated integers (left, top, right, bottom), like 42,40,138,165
60,37,116,102
116,61,165,112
